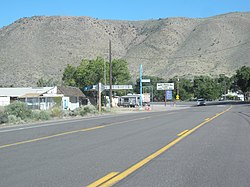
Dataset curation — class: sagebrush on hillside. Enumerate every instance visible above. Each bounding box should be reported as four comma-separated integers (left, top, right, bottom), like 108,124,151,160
0,12,250,86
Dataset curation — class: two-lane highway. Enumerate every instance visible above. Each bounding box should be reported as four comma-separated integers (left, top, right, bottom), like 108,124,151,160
0,104,249,187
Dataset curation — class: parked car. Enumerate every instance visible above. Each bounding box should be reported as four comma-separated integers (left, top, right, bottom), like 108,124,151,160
197,98,206,106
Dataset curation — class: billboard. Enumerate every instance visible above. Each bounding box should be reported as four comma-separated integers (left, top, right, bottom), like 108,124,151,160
157,83,174,90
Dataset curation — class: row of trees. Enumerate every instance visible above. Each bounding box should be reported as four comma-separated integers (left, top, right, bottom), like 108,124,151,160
60,57,249,101
136,66,250,101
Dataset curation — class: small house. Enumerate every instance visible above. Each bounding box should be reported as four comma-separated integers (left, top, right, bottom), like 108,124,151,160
0,86,87,110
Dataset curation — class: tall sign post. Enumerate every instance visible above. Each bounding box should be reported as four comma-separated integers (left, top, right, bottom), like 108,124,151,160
140,64,143,110
109,40,112,108
104,60,107,107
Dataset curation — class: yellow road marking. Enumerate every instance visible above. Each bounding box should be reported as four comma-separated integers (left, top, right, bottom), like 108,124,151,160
99,106,232,187
0,114,168,149
0,126,105,149
177,130,189,136
86,172,119,187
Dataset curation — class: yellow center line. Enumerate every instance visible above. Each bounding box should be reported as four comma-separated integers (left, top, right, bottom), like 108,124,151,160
98,106,232,187
86,172,119,187
177,129,189,136
0,113,172,149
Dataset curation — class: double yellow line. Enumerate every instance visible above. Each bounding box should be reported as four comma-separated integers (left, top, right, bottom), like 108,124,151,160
87,106,232,187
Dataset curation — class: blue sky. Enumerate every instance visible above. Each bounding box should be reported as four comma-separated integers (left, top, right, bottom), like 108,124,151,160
1,0,250,28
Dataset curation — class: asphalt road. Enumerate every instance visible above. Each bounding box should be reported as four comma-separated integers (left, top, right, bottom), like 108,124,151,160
0,103,249,187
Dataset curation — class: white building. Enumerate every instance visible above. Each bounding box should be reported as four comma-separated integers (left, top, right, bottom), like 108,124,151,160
221,91,244,101
0,86,87,110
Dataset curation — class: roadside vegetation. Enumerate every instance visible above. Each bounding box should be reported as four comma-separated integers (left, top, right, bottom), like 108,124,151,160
47,57,249,102
134,66,250,101
61,57,249,102
0,102,98,125
1,56,249,126
62,57,132,97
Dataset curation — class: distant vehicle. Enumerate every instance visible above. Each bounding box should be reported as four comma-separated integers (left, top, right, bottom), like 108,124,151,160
118,94,140,107
197,98,206,106
118,93,150,107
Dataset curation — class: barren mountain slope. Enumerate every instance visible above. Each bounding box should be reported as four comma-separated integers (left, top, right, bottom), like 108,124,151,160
0,12,249,86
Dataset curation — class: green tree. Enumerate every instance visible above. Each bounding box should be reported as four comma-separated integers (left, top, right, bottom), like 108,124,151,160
193,76,220,100
37,78,57,87
216,74,231,96
111,59,132,96
62,64,77,86
75,57,106,88
234,66,250,100
62,57,132,90
169,77,194,101
112,59,131,85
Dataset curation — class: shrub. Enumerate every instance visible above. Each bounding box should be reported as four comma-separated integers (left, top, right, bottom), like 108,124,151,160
54,97,62,107
66,110,77,117
0,107,8,124
83,105,98,114
32,110,51,121
75,105,98,116
8,115,24,124
50,107,63,118
5,101,32,121
38,111,51,120
78,108,87,116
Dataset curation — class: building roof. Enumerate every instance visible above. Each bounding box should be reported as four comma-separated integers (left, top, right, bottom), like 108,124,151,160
0,86,85,98
19,93,42,98
57,86,85,97
0,87,54,97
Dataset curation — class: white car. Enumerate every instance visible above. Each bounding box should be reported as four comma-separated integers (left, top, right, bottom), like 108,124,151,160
197,99,206,106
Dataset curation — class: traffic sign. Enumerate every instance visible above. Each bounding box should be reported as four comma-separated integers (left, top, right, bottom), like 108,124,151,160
84,85,132,91
105,85,133,90
142,79,150,83
166,90,173,100
157,83,174,90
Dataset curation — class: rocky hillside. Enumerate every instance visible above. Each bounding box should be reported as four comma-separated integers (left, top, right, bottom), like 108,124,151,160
0,12,250,86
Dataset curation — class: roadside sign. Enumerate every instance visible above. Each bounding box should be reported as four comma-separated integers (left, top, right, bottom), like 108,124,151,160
166,90,173,100
83,85,97,91
84,85,132,91
157,83,174,90
142,79,150,83
105,85,133,90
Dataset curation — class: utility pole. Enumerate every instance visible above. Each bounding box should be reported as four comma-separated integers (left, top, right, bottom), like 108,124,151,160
104,59,106,107
176,78,180,100
98,82,102,112
140,64,143,110
109,40,112,107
